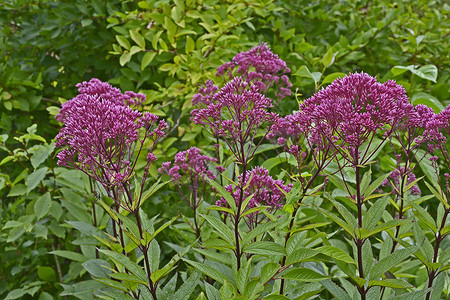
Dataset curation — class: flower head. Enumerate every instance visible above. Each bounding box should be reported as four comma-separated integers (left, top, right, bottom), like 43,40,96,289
191,77,279,163
55,79,166,188
159,147,223,182
216,43,292,100
217,166,292,210
301,72,409,162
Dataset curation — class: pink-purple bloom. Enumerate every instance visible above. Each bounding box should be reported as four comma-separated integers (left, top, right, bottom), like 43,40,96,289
55,78,167,189
215,43,292,100
216,166,292,211
382,167,421,196
158,147,223,183
191,77,279,163
301,72,410,162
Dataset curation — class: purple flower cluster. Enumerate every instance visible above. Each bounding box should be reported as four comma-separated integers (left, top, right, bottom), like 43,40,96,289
302,72,409,150
55,78,167,188
159,147,224,182
382,167,421,196
419,105,450,153
216,167,292,210
216,43,292,100
191,77,279,163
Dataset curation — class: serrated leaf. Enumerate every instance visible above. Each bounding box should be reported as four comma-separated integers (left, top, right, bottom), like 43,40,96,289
206,177,236,210
242,219,281,247
98,249,147,283
283,268,328,282
200,213,234,245
183,259,226,284
173,270,201,300
50,250,87,262
286,248,319,265
368,279,412,289
207,205,235,215
369,246,418,280
363,196,389,230
363,219,410,238
244,241,286,256
317,246,356,264
363,173,390,197
321,279,349,300
82,259,111,278
110,272,147,285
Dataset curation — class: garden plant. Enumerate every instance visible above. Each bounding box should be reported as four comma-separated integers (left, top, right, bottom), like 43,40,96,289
0,1,449,299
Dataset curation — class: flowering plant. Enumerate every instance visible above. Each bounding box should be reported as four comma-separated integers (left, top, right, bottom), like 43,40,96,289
53,45,450,300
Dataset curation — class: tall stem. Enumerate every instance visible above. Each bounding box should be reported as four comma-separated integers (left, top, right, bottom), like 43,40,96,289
425,208,450,300
135,210,158,300
354,149,366,300
234,162,247,271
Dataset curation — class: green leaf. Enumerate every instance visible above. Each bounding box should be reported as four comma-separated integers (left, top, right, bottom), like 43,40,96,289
363,173,390,198
130,30,145,48
183,259,227,284
200,213,234,245
116,35,130,50
141,52,156,70
244,241,286,256
82,259,111,278
237,257,252,292
173,270,201,300
185,35,195,53
322,47,337,68
26,167,47,193
286,248,319,265
369,246,418,280
151,243,191,283
207,205,235,215
319,207,354,238
142,216,176,247
264,295,290,300
5,289,26,300
205,281,220,300
37,266,56,281
30,144,54,169
109,272,147,285
321,279,350,300
98,249,147,283
120,52,131,66
411,203,437,233
368,279,412,289
391,65,438,82
424,181,449,209
283,268,328,282
413,65,438,82
60,280,104,297
363,219,410,238
242,219,281,247
206,177,236,210
34,192,51,219
316,246,356,264
50,250,87,262
322,73,346,85
259,263,279,284
363,196,389,230
412,92,445,113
